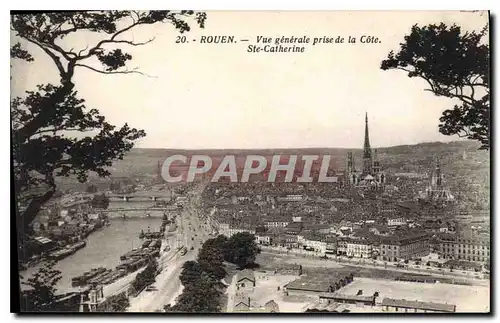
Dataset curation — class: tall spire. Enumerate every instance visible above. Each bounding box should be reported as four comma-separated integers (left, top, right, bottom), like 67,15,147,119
362,112,373,175
435,158,442,187
363,112,371,158
156,160,162,182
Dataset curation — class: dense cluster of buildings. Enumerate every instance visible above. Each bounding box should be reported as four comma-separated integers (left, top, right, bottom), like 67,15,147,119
20,192,109,265
202,115,490,271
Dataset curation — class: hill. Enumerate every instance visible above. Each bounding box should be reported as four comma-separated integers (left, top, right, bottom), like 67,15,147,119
55,141,489,199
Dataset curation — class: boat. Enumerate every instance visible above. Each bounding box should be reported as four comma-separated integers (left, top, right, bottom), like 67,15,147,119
128,258,147,272
88,269,113,285
149,249,160,258
120,248,143,261
69,240,87,252
72,267,107,287
116,260,133,271
142,239,152,248
24,255,43,268
144,232,163,239
49,248,74,260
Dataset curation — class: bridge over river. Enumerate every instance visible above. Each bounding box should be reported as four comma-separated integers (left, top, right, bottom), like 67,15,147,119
107,195,172,202
102,207,178,213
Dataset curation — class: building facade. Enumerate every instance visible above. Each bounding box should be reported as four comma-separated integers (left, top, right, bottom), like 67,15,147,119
379,232,430,261
438,232,490,263
346,238,373,258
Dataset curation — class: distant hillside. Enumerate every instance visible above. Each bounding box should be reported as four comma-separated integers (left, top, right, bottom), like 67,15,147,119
83,140,488,178
50,140,489,213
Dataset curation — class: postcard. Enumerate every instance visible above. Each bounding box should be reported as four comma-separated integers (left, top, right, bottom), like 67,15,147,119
11,10,490,314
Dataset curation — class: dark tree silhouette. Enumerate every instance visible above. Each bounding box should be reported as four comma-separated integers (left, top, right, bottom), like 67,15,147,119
11,11,207,238
131,258,158,294
179,260,203,286
197,239,226,280
225,232,260,269
96,291,129,312
165,272,222,313
20,260,62,312
167,237,229,312
381,23,490,149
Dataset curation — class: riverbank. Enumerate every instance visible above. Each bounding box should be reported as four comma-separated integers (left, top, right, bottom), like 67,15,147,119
20,218,163,293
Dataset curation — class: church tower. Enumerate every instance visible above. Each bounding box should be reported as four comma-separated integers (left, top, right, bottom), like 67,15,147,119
362,112,373,175
372,149,385,184
426,157,454,202
431,158,443,187
156,160,162,183
347,152,354,173
346,152,357,185
372,149,381,174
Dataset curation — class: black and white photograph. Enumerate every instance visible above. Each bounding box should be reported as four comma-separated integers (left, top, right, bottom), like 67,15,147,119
10,10,490,314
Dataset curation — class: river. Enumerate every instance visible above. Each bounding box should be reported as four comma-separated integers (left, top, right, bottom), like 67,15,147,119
20,217,162,293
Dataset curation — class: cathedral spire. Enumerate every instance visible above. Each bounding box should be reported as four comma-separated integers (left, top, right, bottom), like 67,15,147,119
363,112,371,158
362,112,372,175
435,158,442,187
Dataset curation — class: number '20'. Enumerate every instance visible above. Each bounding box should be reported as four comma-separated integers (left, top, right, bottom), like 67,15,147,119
176,36,187,43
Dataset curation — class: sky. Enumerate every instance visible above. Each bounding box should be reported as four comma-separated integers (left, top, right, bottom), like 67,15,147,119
10,11,489,149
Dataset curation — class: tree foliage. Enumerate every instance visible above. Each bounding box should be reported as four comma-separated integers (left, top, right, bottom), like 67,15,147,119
131,258,158,294
165,272,222,313
179,260,204,286
20,261,62,312
164,233,260,312
224,232,260,269
96,291,129,312
11,11,207,238
165,237,228,313
381,23,490,149
197,238,227,280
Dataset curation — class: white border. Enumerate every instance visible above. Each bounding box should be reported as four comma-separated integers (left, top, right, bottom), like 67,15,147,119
2,1,497,323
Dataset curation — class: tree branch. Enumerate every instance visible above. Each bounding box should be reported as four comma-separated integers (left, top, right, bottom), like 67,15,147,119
23,37,67,78
45,41,75,62
109,38,156,46
75,63,155,77
78,45,89,56
469,84,476,101
76,20,149,61
32,128,92,136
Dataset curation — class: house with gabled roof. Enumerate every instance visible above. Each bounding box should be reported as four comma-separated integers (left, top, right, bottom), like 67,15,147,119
236,269,256,289
233,295,251,312
264,300,280,312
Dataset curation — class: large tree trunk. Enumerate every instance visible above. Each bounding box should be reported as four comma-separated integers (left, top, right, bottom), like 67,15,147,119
18,188,56,236
16,188,56,263
14,82,74,144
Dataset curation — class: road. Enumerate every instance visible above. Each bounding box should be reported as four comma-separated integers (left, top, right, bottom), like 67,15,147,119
225,275,238,312
127,182,212,312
